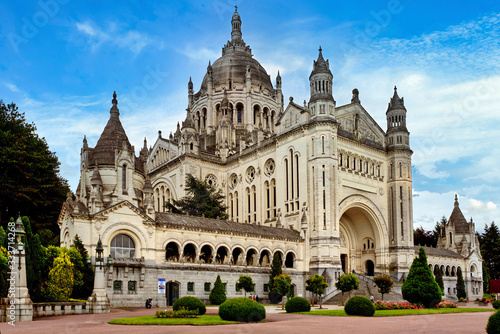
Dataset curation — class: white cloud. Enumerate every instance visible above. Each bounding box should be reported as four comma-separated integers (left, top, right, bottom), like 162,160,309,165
76,21,154,55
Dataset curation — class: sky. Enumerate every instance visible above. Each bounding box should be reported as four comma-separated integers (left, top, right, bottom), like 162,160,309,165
1,0,499,233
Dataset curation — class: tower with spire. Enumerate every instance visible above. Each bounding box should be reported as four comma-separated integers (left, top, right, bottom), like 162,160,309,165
309,46,335,117
385,86,413,277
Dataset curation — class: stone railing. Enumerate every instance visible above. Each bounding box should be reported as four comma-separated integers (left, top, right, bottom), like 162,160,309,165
32,302,89,318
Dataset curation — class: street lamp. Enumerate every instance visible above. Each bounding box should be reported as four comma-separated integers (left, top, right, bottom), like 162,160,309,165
96,236,104,270
14,217,25,270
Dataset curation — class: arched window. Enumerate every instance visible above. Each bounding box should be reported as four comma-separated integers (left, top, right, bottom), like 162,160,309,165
271,179,277,218
122,164,127,189
110,234,135,258
321,136,325,154
265,181,270,219
246,187,251,223
311,138,315,156
449,232,453,245
190,143,194,151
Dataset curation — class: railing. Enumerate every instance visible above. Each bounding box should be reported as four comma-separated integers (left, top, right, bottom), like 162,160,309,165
33,302,89,318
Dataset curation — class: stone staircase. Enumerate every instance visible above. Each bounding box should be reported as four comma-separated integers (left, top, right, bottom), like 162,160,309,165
324,274,406,305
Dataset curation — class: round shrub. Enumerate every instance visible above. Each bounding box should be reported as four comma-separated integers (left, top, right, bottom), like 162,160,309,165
219,297,266,322
173,296,206,315
285,296,311,313
269,289,282,304
344,296,375,317
487,310,500,333
493,300,500,310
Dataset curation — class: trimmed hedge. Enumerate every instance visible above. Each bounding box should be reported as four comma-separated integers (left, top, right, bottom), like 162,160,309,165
487,310,500,334
493,300,500,310
285,297,311,313
173,296,206,315
344,296,375,317
218,297,266,322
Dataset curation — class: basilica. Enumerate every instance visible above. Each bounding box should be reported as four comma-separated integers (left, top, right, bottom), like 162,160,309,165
58,9,483,307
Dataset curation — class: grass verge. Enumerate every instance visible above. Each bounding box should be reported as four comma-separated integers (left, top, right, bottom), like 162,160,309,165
109,315,238,326
297,308,495,317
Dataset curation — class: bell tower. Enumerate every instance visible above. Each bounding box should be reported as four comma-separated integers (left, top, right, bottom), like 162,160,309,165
309,47,335,118
386,86,413,278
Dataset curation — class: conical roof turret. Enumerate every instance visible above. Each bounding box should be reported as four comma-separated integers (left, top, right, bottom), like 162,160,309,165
310,46,332,78
92,92,132,165
386,86,406,112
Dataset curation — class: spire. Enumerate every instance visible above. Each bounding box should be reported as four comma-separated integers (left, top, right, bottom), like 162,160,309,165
231,6,242,42
110,91,119,115
83,135,88,149
276,71,282,86
310,46,332,78
387,85,405,111
188,77,193,91
454,193,459,208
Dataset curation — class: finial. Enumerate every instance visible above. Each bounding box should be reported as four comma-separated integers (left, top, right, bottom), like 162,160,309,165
110,91,119,115
235,5,238,12
319,46,322,52
143,137,147,148
455,193,458,202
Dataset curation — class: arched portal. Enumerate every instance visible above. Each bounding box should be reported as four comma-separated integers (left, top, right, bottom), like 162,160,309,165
166,281,180,306
365,260,375,276
338,200,386,275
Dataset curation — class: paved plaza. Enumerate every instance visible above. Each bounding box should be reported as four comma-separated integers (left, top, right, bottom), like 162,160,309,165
0,305,493,334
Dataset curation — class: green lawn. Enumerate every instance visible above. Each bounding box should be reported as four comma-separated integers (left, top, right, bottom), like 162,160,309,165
109,315,238,326
297,308,495,317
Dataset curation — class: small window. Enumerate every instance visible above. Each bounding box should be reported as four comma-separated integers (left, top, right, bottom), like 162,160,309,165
204,282,211,292
264,284,269,292
223,283,227,292
128,280,136,291
113,280,122,291
236,283,241,292
187,282,194,292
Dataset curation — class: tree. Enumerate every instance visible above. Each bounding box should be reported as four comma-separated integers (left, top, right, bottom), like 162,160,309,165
268,252,283,302
402,247,442,308
0,101,69,237
373,274,394,301
433,265,444,294
479,222,500,292
209,275,227,305
72,234,94,299
414,226,436,247
274,273,292,310
0,246,9,298
46,252,74,302
305,274,329,308
22,216,45,302
64,248,84,299
335,273,359,305
236,275,254,297
168,174,228,219
456,267,466,300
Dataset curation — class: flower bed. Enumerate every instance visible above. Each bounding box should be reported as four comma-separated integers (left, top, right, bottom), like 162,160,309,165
434,300,457,309
374,301,424,310
155,307,198,318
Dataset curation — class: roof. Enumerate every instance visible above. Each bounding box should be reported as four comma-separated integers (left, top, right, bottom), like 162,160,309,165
414,246,463,259
310,47,332,78
448,195,470,233
156,212,302,242
91,92,133,166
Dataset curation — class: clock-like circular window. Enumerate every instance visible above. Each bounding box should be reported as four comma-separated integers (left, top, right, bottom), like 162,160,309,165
246,166,256,183
264,158,275,177
229,173,238,189
205,174,218,188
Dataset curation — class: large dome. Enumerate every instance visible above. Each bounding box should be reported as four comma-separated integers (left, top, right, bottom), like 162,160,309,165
197,7,273,94
199,51,273,93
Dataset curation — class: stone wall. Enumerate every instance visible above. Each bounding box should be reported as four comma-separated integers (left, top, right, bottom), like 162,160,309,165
32,302,89,318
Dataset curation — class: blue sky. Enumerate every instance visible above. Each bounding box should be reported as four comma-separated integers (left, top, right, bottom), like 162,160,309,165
1,0,499,232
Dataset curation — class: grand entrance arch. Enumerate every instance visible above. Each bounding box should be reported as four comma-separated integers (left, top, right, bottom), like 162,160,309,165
338,196,388,276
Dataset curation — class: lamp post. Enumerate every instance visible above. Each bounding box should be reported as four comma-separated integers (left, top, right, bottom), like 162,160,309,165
14,217,25,270
96,237,104,270
89,235,110,313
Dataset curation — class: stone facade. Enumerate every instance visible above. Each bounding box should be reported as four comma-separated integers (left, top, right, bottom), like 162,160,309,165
58,8,482,307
